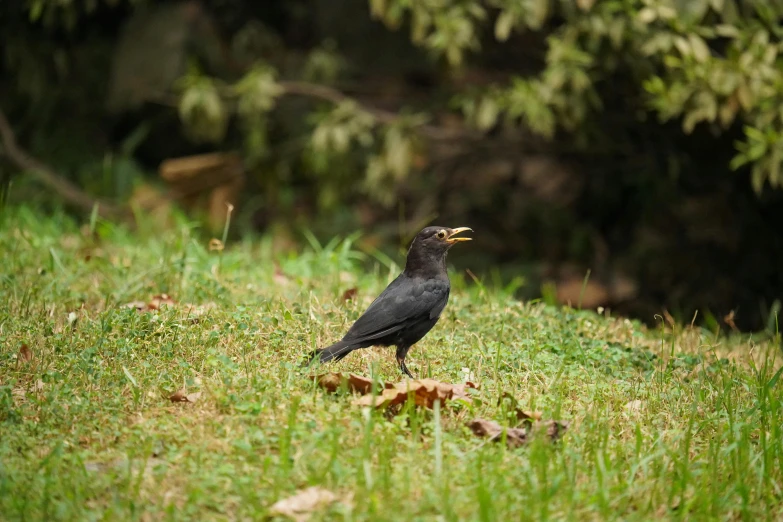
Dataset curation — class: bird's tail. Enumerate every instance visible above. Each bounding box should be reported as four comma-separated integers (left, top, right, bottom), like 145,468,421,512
300,340,356,369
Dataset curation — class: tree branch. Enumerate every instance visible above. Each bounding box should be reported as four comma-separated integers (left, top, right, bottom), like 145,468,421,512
278,81,472,141
0,107,126,219
150,80,477,141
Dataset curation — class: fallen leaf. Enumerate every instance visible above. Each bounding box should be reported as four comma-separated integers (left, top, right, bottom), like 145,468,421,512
79,224,101,242
122,300,148,312
274,263,291,286
542,419,570,441
182,302,217,323
724,310,738,332
339,271,356,284
269,486,338,520
208,238,224,252
497,391,541,425
314,373,394,395
67,311,78,328
169,389,187,402
81,246,103,262
11,387,26,403
122,294,181,313
110,255,132,268
19,344,32,363
468,418,569,448
353,378,478,409
624,399,643,412
148,293,175,310
35,379,44,392
341,288,358,302
555,277,609,309
169,389,201,403
460,366,476,382
468,419,531,448
514,409,543,429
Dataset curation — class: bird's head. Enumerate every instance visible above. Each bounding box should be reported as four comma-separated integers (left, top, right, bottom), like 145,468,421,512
405,226,472,273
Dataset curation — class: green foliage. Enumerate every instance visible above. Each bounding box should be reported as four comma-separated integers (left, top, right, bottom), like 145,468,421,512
176,63,286,161
151,0,783,197
370,0,487,66
310,101,376,156
301,39,346,84
369,0,783,192
176,67,229,144
364,116,427,206
234,65,284,164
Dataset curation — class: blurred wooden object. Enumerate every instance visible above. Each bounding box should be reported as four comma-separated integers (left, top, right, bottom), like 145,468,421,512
554,272,638,310
159,152,245,232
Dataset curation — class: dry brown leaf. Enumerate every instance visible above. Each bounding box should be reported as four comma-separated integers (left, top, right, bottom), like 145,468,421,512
541,419,570,441
497,391,541,425
35,379,44,392
469,419,531,448
123,300,148,312
516,409,542,424
314,373,393,395
19,343,32,363
339,271,356,284
353,378,478,409
468,418,569,448
269,486,338,520
208,238,224,252
111,256,132,268
183,302,217,323
169,389,187,402
12,387,26,402
79,224,101,242
148,293,175,310
624,399,643,412
341,287,358,302
123,294,204,314
80,245,105,262
555,277,610,309
274,263,291,286
724,310,738,332
169,389,201,403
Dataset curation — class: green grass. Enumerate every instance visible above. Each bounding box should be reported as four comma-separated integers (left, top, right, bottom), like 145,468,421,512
1,206,782,521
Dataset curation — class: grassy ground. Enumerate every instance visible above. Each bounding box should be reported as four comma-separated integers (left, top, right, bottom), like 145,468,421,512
1,207,782,521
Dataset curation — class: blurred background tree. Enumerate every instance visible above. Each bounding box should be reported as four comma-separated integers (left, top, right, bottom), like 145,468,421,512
2,0,783,331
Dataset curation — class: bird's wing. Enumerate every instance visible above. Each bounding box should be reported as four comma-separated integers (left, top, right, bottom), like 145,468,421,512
341,275,449,343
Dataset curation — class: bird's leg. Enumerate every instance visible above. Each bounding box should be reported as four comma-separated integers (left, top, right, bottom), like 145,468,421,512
398,359,414,379
396,346,414,379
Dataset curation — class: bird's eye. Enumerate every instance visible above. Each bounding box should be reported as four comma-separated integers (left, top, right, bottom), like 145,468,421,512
436,230,447,239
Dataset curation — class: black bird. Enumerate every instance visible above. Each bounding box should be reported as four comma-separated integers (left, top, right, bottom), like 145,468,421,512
309,226,472,378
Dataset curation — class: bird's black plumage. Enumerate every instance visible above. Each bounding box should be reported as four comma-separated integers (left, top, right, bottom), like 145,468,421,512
308,225,472,377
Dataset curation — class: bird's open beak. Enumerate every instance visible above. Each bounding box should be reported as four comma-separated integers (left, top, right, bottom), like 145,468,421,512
446,227,473,244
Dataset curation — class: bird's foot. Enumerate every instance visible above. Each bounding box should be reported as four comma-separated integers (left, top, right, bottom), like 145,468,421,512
397,357,415,379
